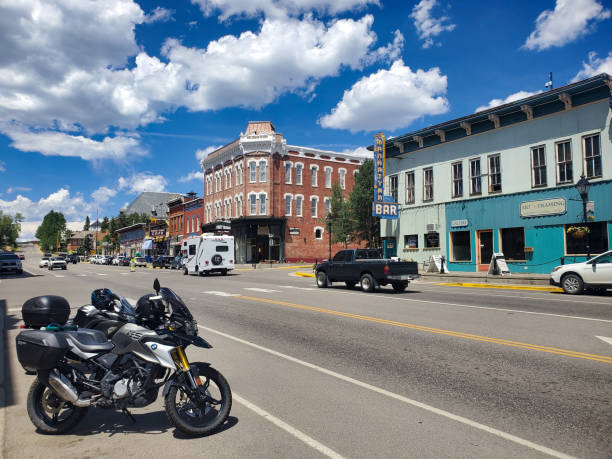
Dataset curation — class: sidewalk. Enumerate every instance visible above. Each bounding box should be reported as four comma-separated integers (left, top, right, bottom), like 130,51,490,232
418,270,550,286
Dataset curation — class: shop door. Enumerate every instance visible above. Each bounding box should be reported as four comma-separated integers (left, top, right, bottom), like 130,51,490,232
477,230,493,271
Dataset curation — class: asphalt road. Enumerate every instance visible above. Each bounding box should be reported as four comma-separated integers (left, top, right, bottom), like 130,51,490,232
1,246,611,458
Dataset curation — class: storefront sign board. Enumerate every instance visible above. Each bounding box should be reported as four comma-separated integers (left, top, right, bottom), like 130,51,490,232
426,255,448,273
373,133,385,203
520,198,566,218
289,227,300,235
451,219,468,228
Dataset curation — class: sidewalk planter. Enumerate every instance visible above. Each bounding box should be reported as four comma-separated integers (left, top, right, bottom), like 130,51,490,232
566,226,590,239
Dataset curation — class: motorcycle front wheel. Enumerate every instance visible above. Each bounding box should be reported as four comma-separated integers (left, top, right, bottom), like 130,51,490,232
26,380,88,434
164,366,232,436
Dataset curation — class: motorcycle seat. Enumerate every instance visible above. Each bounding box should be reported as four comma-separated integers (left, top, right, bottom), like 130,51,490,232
65,329,114,353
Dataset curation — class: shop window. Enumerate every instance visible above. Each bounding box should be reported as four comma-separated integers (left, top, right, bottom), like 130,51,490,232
424,232,439,248
556,140,572,184
500,227,525,261
405,171,415,204
583,134,601,178
389,175,398,202
451,231,471,261
452,162,463,197
531,145,547,187
565,222,608,255
470,158,481,195
423,168,433,201
404,234,418,249
488,155,501,192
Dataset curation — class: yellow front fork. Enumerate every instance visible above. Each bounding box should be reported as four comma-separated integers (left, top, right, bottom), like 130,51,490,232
175,346,190,371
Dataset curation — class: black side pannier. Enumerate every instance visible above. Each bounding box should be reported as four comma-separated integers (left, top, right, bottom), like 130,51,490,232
15,330,69,371
22,295,70,328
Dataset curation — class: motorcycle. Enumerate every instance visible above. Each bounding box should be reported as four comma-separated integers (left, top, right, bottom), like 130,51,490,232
16,279,232,436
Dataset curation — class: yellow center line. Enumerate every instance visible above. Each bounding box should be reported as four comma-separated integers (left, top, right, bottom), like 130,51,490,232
236,295,612,364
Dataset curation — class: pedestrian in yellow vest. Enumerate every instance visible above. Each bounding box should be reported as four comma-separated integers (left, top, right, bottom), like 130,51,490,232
130,257,136,272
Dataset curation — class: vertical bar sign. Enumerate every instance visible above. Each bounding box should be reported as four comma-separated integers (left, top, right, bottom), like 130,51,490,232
373,132,385,202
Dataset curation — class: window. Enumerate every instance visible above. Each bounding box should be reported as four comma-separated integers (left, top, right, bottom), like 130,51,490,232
311,166,318,187
583,134,602,178
470,159,481,195
500,227,525,261
296,164,303,185
405,171,415,204
295,195,303,217
249,194,256,215
216,246,229,252
197,216,200,230
285,195,292,216
259,193,266,214
450,162,463,198
531,145,547,187
189,245,196,256
423,168,433,201
404,234,418,249
565,222,608,255
424,232,439,248
332,251,346,262
339,169,346,189
259,161,266,182
311,196,318,218
325,167,332,188
285,162,292,184
314,227,323,240
488,155,501,192
556,141,573,184
389,175,398,202
249,162,256,182
450,231,471,261
324,197,330,215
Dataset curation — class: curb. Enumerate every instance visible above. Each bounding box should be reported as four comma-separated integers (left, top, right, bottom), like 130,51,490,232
436,282,563,292
295,272,315,278
0,300,6,459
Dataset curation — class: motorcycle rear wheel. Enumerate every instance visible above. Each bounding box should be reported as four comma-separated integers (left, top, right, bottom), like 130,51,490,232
26,380,88,434
164,366,232,436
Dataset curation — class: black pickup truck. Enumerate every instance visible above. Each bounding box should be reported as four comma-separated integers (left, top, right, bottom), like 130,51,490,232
315,248,419,293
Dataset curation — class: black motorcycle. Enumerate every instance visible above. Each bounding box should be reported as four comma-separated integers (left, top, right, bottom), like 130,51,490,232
16,279,232,436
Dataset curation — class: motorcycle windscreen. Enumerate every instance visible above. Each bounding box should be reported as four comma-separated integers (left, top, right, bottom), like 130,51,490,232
160,287,193,320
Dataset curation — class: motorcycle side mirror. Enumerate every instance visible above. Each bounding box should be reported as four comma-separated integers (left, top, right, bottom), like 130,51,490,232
153,278,160,294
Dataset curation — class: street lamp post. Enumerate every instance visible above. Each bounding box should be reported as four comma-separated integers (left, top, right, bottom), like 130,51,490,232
575,174,591,259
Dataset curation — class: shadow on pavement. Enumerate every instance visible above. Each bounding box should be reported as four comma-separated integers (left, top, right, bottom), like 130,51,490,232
0,271,43,279
1,299,16,408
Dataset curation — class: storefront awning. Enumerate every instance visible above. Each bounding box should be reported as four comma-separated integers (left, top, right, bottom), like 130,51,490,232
142,239,153,250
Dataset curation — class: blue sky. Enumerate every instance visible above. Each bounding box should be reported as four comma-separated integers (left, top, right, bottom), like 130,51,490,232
0,0,610,239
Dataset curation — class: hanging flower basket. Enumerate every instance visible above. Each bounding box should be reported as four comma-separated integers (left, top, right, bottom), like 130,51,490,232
566,226,590,239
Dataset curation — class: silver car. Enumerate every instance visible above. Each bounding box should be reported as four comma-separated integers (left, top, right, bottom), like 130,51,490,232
48,256,67,270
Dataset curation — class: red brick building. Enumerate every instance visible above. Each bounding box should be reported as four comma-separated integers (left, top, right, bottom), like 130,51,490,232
183,197,204,239
201,121,364,263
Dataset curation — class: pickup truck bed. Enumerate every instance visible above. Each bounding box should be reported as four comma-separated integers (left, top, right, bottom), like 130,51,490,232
315,249,419,293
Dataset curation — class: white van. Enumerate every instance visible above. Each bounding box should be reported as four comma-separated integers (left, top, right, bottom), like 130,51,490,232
182,234,235,276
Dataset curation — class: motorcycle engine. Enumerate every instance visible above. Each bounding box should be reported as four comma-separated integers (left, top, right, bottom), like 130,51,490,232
113,377,141,399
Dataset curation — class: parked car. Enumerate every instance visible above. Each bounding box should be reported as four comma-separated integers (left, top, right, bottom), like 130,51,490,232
39,257,50,268
315,248,420,293
133,257,148,267
112,256,122,265
153,255,175,269
18,253,25,260
47,256,67,270
169,255,183,269
0,252,23,274
66,254,78,264
550,250,612,294
119,257,131,266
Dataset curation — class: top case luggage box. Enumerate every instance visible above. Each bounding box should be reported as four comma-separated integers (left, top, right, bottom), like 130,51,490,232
22,295,70,328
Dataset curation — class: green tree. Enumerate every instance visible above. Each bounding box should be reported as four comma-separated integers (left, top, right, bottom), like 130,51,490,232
329,183,351,247
61,228,73,252
100,216,109,231
78,234,93,255
35,210,67,252
348,159,379,247
83,215,90,230
0,211,23,249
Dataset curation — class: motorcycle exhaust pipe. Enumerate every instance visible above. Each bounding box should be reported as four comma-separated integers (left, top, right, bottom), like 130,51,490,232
48,371,91,407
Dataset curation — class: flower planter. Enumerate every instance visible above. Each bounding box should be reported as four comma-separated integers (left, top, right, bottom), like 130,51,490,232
571,231,586,239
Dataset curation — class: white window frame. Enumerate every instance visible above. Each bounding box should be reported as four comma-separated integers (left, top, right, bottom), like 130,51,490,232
324,197,330,215
423,168,433,202
249,161,257,183
310,195,319,218
259,192,267,215
451,162,463,198
389,174,398,202
555,140,573,184
249,193,257,215
314,226,324,240
295,162,303,185
295,194,303,217
405,171,415,204
311,165,319,187
531,145,547,188
227,168,232,189
488,154,502,193
259,159,267,182
284,161,293,184
469,158,481,195
339,168,346,190
324,166,333,188
583,133,602,179
284,193,293,216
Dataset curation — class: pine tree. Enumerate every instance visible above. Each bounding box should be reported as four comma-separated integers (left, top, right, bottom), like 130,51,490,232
329,183,351,247
84,215,90,230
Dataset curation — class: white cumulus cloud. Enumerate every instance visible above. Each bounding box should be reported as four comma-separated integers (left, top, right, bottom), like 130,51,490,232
7,186,31,194
179,171,205,183
192,0,379,20
573,51,612,81
118,172,167,193
0,188,93,222
143,6,174,23
475,90,543,113
342,146,372,158
410,0,456,49
195,145,222,161
523,0,610,51
319,60,449,133
91,186,118,204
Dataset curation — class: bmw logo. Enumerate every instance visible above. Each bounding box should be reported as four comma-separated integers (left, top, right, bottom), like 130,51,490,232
151,344,158,350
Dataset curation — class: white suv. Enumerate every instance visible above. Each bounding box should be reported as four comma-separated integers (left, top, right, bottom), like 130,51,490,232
550,250,612,294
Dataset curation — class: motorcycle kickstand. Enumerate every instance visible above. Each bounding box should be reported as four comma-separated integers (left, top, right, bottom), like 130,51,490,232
122,408,136,424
